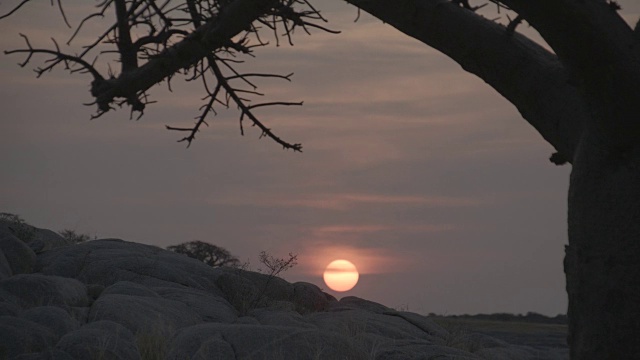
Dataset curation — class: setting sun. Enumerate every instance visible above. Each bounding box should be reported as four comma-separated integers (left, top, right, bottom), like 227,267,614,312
323,259,359,292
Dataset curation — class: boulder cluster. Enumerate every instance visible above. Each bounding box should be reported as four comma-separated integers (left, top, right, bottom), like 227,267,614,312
1,221,563,359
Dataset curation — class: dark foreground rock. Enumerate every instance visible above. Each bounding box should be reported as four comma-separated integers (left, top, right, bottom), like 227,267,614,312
0,224,566,359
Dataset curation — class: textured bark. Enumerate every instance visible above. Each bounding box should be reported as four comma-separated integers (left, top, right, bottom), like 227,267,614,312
343,0,640,358
567,129,640,359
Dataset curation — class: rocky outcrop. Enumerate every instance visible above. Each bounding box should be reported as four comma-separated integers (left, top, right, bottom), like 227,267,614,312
0,223,567,359
0,228,36,278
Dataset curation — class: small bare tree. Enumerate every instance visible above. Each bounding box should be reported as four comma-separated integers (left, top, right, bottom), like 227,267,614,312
58,229,93,243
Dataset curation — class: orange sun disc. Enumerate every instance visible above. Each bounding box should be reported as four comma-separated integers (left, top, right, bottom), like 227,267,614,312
323,259,359,292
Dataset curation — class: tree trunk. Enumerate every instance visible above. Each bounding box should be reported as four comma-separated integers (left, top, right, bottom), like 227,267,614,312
566,129,640,359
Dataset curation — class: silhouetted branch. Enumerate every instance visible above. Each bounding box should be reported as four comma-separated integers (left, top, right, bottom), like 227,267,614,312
207,55,302,151
166,88,218,146
4,34,104,81
506,14,523,36
0,0,30,20
550,152,568,166
3,0,333,150
247,101,303,110
489,0,511,13
0,0,72,26
451,0,487,12
55,0,72,28
114,0,138,72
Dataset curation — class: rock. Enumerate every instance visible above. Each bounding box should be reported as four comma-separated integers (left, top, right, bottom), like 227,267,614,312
0,301,20,316
0,220,35,243
21,306,79,338
167,323,360,360
190,338,236,359
88,292,203,334
305,305,468,359
308,308,432,342
292,281,335,313
0,224,569,360
0,274,89,309
383,311,449,338
27,228,72,254
214,271,261,314
55,320,140,360
36,239,223,292
215,269,318,315
0,316,57,358
67,307,89,324
0,229,36,275
154,286,237,323
0,249,11,280
332,296,393,314
235,269,295,301
13,349,75,360
235,316,261,325
251,308,316,329
87,284,105,299
372,340,481,360
100,281,161,298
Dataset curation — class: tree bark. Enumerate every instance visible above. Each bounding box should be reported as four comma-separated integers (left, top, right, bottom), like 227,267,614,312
567,127,640,359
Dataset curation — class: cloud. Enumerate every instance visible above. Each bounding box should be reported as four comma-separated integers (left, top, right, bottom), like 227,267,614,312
204,191,487,212
295,243,416,277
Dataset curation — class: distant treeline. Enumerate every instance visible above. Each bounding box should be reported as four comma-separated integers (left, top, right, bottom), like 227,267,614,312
429,312,568,325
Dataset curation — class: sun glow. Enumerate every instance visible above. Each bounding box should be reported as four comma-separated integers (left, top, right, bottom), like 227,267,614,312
323,259,359,292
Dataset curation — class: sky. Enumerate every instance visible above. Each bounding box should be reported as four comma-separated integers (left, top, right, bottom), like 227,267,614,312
1,1,638,316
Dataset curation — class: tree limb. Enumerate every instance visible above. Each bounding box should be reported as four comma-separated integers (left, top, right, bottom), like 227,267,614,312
114,0,139,72
499,0,640,148
344,0,588,163
4,34,104,81
90,0,280,113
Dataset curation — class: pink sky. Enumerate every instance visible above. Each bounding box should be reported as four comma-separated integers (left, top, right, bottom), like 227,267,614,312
2,0,638,315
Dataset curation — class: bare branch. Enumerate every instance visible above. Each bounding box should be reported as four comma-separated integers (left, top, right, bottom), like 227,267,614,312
0,0,31,20
208,56,302,151
4,0,334,149
247,101,303,110
166,84,221,147
115,0,138,72
55,0,72,28
505,14,523,36
4,34,104,81
451,0,487,12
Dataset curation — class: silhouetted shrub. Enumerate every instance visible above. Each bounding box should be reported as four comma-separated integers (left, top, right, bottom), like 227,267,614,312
167,240,240,268
58,229,93,243
0,212,36,242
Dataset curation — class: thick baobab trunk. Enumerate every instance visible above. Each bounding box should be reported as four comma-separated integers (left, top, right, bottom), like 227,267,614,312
566,130,640,359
